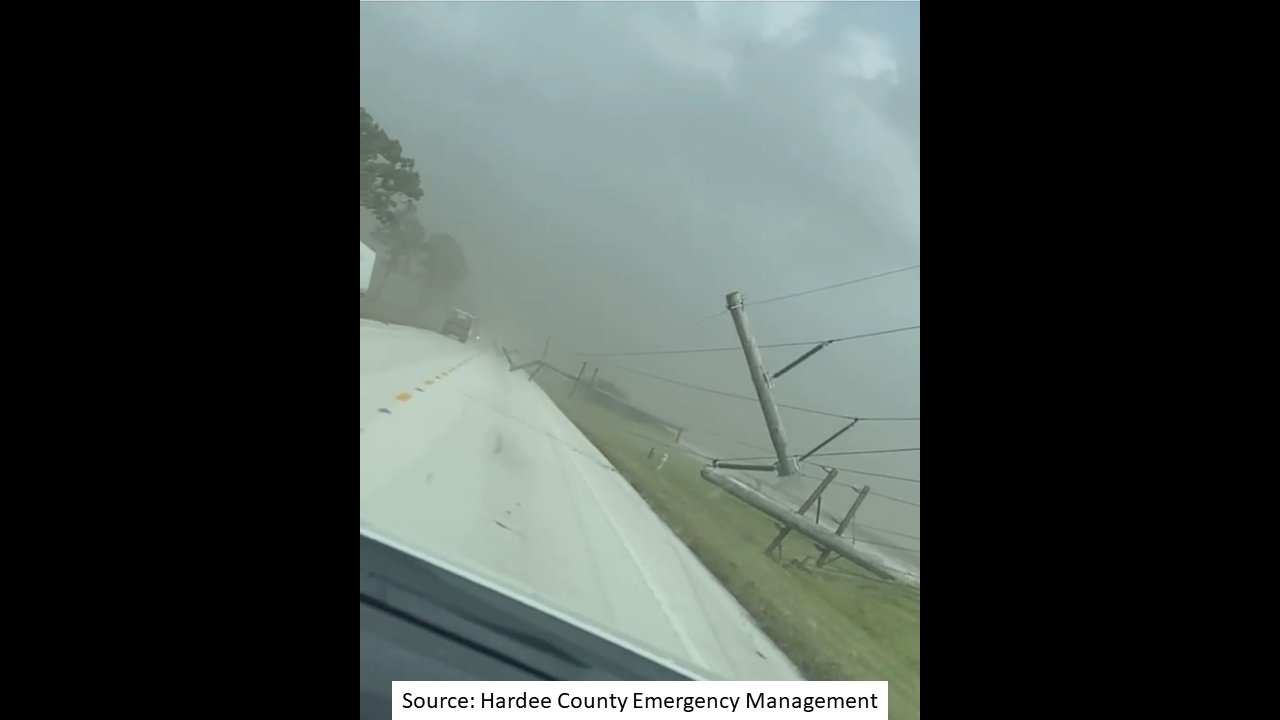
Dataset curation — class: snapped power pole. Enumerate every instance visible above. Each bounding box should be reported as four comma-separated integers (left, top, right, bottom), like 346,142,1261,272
701,467,895,581
726,291,798,477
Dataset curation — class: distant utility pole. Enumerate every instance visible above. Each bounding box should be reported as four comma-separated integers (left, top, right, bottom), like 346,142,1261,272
569,361,588,399
726,291,798,477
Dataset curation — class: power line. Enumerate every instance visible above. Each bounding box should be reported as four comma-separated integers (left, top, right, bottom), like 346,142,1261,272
636,418,897,475
844,537,919,554
605,363,920,422
689,262,920,324
569,367,922,486
809,463,919,485
809,448,920,458
685,437,921,486
740,476,920,552
779,405,919,422
798,469,919,506
557,384,917,484
614,434,923,560
691,429,776,455
819,562,921,591
788,475,917,519
570,324,920,359
869,489,919,507
857,523,920,542
634,431,921,518
621,429,718,461
623,425,921,508
753,263,921,308
807,473,920,507
608,363,758,403
726,448,920,462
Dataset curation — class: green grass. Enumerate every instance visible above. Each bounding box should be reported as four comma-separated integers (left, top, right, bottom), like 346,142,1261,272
539,376,920,719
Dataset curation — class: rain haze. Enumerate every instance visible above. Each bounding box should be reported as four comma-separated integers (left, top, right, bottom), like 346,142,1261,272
360,2,920,565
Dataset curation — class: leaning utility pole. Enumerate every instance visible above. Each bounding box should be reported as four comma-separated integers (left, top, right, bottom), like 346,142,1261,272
726,291,798,476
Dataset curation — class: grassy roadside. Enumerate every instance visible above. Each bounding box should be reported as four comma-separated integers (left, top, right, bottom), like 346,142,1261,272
539,377,920,718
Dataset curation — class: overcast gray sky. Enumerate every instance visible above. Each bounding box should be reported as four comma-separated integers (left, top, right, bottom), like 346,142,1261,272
360,1,920,538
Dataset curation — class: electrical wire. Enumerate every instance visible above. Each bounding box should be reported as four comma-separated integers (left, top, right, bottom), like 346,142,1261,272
839,537,919,554
694,429,776,454
621,428,715,460
612,428,923,571
605,363,920,422
608,364,758,402
537,352,923,584
688,262,920,325
855,523,920,542
633,433,923,519
810,462,920,485
869,489,919,507
545,365,922,488
569,324,919,359
752,263,920,307
796,471,920,503
725,447,920,461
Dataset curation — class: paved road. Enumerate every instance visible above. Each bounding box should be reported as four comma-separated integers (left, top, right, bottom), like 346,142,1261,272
359,319,802,681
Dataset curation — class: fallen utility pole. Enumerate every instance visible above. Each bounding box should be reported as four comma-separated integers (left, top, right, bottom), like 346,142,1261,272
701,467,895,581
725,292,797,477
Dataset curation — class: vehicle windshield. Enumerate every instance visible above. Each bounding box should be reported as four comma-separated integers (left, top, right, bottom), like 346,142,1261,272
360,0,919,710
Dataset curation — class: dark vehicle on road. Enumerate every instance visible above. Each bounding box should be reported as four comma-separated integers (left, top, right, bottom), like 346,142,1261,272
442,309,475,343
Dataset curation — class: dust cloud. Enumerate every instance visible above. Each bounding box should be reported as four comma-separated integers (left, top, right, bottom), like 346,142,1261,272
360,2,920,553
